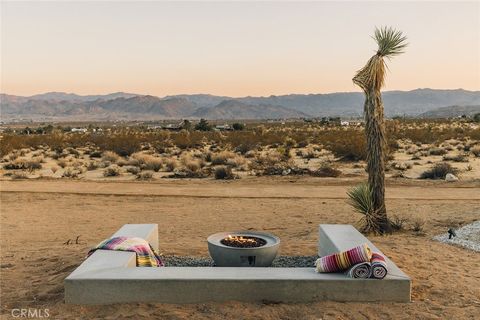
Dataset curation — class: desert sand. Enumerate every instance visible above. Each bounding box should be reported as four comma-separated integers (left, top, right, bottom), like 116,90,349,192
1,177,479,319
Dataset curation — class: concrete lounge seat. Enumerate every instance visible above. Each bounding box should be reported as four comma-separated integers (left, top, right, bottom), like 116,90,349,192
318,224,410,279
65,223,411,304
64,224,158,300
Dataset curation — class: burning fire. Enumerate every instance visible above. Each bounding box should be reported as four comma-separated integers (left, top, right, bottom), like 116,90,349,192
225,235,258,245
221,234,267,248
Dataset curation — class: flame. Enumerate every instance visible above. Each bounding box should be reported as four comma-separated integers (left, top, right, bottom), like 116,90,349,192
225,235,258,245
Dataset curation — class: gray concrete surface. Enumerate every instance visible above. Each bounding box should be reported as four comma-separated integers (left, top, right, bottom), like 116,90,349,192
65,223,411,304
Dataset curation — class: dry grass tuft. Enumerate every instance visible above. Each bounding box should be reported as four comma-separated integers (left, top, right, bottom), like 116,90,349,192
102,151,120,163
103,165,121,177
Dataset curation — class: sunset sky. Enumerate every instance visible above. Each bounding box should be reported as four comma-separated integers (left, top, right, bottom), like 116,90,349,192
1,1,479,97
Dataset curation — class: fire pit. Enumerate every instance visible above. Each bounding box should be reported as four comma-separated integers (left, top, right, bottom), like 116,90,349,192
207,231,280,267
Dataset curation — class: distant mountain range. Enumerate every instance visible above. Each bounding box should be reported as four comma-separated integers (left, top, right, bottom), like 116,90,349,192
1,89,479,121
419,105,480,118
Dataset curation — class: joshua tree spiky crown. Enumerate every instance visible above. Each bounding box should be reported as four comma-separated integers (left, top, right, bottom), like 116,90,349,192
353,26,408,93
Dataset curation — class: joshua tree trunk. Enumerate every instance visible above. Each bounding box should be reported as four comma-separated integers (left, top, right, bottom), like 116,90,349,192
353,27,407,234
364,89,389,232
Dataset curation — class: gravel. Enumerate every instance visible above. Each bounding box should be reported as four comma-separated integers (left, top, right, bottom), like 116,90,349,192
162,255,317,267
433,220,480,252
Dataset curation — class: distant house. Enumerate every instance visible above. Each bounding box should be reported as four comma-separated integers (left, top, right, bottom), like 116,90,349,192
163,122,183,131
71,128,87,133
341,121,350,126
214,124,233,131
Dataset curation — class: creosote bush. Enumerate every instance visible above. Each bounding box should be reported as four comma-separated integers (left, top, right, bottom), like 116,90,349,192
102,151,120,163
214,166,235,180
311,163,342,177
420,162,457,180
136,171,153,180
103,165,121,177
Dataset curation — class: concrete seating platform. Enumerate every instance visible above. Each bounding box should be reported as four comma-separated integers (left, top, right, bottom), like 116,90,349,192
65,224,411,304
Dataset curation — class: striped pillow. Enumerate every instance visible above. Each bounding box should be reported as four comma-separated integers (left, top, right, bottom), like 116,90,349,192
315,243,372,273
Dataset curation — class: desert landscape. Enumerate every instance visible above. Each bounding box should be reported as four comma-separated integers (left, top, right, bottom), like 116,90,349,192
1,119,479,319
2,1,480,319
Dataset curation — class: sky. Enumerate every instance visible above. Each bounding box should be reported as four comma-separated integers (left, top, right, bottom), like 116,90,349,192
1,1,479,97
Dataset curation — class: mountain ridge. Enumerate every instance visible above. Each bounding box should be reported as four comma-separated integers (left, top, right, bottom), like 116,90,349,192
1,89,479,120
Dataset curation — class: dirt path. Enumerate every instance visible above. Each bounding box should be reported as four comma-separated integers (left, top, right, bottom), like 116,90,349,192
1,179,479,200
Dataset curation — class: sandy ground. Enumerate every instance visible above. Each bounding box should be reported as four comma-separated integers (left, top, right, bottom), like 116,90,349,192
1,177,479,319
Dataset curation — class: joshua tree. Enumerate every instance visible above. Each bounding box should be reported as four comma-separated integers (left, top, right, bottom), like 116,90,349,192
352,26,407,233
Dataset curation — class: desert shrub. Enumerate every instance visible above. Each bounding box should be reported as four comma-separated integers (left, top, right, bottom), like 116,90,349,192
311,163,341,177
235,143,256,155
51,166,59,174
67,147,80,156
473,113,480,122
195,119,212,131
86,162,98,171
253,150,284,168
297,140,309,148
57,159,68,168
131,153,162,171
62,168,81,178
6,152,20,162
232,123,245,131
406,146,418,154
211,151,236,165
93,133,142,156
10,171,28,180
410,217,426,233
392,161,412,171
181,154,203,172
390,215,407,231
324,131,366,161
471,146,480,157
3,158,42,171
226,154,247,168
143,157,162,172
214,166,235,180
420,162,457,179
136,171,153,180
103,165,121,177
90,150,102,158
125,166,141,175
442,154,468,162
164,159,179,172
428,147,447,156
102,151,120,163
301,147,316,159
283,137,296,148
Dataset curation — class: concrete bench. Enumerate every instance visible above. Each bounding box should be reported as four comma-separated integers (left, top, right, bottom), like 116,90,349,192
65,224,158,301
319,224,410,279
65,223,411,304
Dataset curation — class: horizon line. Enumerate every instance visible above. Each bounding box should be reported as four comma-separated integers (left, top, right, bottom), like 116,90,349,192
2,87,478,100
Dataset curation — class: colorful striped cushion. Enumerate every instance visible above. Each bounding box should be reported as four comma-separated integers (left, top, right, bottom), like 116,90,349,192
88,236,164,267
315,243,372,273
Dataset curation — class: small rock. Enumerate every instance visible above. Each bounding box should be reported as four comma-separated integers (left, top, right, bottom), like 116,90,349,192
445,173,459,182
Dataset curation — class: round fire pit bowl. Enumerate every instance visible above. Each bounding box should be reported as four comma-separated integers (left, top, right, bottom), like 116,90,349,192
207,231,280,267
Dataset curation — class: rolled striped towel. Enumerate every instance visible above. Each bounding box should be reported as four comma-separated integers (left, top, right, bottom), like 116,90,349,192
315,243,372,273
346,261,372,278
370,252,388,279
88,236,164,267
